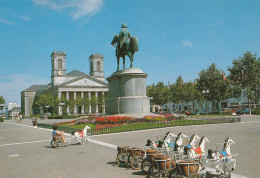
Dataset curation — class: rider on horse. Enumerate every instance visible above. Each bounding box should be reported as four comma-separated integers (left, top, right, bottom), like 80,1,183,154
119,23,131,50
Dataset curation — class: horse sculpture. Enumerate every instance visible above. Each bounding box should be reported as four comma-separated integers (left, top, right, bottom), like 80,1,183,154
111,34,138,71
186,136,209,159
72,125,90,144
207,137,237,176
165,132,189,153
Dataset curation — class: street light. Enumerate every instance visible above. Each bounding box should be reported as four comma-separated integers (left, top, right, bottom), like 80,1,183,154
202,90,209,115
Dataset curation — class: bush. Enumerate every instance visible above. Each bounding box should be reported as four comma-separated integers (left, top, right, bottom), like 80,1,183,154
0,118,4,122
253,107,260,115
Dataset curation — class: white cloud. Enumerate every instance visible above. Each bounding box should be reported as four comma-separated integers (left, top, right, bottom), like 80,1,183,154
182,41,193,47
210,21,225,27
20,15,31,21
31,0,103,19
0,17,17,25
0,74,49,105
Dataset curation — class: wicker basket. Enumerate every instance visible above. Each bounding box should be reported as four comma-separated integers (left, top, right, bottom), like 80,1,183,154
154,155,176,170
117,145,130,154
177,161,199,176
146,150,163,163
130,147,145,157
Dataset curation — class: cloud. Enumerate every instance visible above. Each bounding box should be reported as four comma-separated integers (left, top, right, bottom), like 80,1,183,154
31,0,103,19
210,21,225,27
19,15,31,21
0,17,17,25
0,74,49,105
182,41,193,47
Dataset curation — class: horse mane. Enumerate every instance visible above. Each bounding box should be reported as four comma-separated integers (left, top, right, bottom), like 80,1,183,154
175,132,182,142
163,131,171,141
224,136,230,149
190,134,195,143
199,136,205,146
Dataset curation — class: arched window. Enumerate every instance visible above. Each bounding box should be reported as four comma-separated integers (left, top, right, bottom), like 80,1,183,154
96,61,101,71
58,59,62,69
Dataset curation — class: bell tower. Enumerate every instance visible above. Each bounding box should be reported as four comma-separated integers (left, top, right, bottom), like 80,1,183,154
89,54,105,81
51,51,67,86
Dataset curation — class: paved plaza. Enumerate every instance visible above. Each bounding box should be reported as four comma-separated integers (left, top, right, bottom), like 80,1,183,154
0,116,259,178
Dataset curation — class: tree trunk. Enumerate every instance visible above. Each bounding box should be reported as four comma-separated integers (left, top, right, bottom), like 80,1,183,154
248,98,251,115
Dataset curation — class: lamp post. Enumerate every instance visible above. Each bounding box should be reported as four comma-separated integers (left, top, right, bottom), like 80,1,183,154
202,90,209,115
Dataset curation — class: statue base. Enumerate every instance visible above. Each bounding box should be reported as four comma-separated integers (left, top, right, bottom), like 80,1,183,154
105,68,150,115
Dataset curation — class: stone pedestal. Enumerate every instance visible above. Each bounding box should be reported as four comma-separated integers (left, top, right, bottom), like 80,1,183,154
106,68,150,115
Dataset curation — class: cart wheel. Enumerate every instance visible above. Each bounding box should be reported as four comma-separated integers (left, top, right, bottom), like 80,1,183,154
168,168,182,178
164,167,175,178
80,138,86,145
51,140,55,148
130,156,143,170
223,163,231,178
141,158,150,174
188,173,201,178
147,165,159,178
116,153,129,166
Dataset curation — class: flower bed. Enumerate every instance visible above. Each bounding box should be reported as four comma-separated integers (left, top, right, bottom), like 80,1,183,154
53,114,186,132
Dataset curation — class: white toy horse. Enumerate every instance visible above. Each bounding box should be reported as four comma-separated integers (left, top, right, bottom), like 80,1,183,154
145,131,177,149
207,137,237,175
73,125,90,144
187,134,201,149
186,136,209,159
166,132,189,153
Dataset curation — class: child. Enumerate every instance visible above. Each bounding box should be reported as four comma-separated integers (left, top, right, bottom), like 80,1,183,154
52,125,65,143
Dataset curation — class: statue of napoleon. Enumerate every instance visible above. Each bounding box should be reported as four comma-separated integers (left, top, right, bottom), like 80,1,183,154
111,23,138,71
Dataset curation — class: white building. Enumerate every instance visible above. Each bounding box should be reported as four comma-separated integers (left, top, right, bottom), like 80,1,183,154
21,51,108,117
6,103,21,120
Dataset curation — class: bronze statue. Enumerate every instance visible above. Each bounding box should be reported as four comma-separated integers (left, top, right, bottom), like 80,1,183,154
111,23,138,71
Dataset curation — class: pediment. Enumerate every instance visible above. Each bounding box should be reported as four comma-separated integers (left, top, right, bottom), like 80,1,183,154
59,75,108,87
66,78,105,87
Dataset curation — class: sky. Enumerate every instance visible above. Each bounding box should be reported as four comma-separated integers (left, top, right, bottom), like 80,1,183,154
0,0,259,106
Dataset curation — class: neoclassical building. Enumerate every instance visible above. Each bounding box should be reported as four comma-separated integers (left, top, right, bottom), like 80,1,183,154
21,51,108,117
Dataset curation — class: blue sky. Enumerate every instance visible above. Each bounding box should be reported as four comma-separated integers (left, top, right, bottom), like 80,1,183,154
0,0,259,106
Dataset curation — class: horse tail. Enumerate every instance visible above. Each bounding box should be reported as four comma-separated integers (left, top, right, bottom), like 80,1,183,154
130,36,138,53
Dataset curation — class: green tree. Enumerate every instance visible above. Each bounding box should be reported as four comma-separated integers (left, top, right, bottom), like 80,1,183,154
90,96,98,113
35,92,54,113
197,63,230,112
147,84,156,105
228,51,260,114
169,76,185,112
0,96,5,111
183,82,202,110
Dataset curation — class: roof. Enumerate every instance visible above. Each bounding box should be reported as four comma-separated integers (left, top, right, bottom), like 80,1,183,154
67,70,87,77
22,85,50,92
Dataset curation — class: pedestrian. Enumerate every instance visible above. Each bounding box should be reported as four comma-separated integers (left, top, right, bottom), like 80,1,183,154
20,114,23,123
17,114,20,123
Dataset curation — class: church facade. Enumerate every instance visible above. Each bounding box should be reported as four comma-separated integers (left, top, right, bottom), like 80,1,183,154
21,51,108,117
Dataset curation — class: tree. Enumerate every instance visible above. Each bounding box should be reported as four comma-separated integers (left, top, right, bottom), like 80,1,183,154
169,76,185,112
0,96,5,111
147,82,169,110
182,82,202,110
228,51,260,114
90,95,98,113
35,92,54,113
197,63,230,111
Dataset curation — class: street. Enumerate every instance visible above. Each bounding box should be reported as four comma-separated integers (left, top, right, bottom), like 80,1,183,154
0,116,259,178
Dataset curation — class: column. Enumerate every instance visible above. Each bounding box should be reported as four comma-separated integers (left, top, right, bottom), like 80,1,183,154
95,92,98,114
66,92,70,115
58,92,62,115
74,92,77,114
81,92,84,114
102,92,105,114
88,92,92,114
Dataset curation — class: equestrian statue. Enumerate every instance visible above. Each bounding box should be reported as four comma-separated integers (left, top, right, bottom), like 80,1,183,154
111,23,139,71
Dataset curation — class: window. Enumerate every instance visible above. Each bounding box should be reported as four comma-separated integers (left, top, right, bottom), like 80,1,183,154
58,59,62,69
96,61,101,71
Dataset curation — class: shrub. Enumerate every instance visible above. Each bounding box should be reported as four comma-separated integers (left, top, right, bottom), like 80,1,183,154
0,118,4,122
